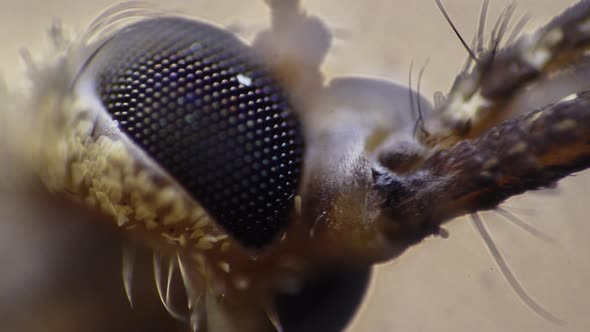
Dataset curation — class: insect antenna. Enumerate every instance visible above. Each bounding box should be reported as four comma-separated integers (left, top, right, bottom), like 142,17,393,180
470,213,563,324
494,207,554,243
434,0,479,63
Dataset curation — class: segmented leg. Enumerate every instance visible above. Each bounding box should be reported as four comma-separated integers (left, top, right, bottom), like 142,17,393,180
377,90,590,239
425,0,590,146
374,1,590,325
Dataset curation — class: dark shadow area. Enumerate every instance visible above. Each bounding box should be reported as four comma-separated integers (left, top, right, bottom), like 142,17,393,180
0,191,181,332
277,266,372,332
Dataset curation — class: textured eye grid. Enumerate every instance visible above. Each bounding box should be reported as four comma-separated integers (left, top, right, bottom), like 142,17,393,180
93,17,304,248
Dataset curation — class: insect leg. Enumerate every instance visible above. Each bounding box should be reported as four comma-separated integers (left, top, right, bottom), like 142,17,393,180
426,0,590,146
375,90,590,240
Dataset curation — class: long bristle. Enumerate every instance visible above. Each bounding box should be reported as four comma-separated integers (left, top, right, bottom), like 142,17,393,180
495,207,554,242
470,213,563,325
476,0,490,53
265,303,284,332
122,245,136,308
178,254,205,331
505,12,530,45
165,257,176,307
489,3,516,52
434,0,479,63
153,253,188,322
177,254,198,311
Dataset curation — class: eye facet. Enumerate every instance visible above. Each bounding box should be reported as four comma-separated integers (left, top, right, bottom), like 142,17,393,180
90,17,304,248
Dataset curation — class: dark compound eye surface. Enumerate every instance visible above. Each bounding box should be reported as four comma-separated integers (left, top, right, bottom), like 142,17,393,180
92,17,304,248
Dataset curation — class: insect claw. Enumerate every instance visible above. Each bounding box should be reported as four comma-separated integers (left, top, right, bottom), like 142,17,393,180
122,245,136,308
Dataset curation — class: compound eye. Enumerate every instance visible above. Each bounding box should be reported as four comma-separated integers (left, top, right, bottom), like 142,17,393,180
90,17,304,248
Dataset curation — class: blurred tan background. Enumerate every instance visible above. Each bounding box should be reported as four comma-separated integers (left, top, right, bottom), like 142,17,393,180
1,0,588,331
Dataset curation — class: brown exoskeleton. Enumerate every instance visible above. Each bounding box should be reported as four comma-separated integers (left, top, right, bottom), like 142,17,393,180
1,0,590,331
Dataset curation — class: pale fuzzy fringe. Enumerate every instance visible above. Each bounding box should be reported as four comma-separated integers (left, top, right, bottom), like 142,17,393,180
0,3,152,190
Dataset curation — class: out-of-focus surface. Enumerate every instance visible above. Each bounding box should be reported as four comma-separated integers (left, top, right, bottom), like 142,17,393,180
0,0,588,331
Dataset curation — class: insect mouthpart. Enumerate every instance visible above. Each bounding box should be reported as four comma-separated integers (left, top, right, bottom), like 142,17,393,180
80,17,305,249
